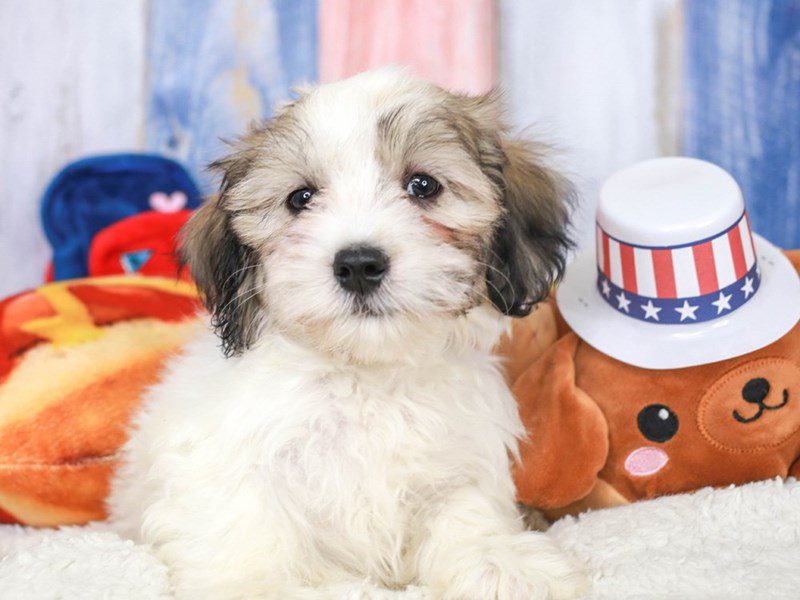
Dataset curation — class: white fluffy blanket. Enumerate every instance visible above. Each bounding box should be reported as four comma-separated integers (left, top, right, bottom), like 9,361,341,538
1,478,798,599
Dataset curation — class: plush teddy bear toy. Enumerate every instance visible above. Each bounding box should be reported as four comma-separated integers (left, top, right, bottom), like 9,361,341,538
504,158,800,521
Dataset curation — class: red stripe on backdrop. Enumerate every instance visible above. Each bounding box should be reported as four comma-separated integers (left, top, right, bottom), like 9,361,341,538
728,226,748,279
602,233,611,278
652,249,677,298
692,241,719,295
619,244,637,294
318,0,496,94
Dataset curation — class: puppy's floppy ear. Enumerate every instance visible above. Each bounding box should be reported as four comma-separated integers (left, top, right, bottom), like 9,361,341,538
180,156,261,358
487,139,574,317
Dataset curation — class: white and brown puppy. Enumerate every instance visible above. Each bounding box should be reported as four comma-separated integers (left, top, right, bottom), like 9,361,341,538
108,68,587,599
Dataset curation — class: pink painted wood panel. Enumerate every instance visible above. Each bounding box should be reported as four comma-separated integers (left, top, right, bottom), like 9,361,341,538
319,0,496,94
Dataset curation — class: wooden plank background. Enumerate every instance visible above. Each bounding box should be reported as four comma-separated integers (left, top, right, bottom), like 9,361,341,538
500,0,682,247
319,0,495,94
2,0,799,298
0,0,146,296
146,0,318,191
684,0,800,249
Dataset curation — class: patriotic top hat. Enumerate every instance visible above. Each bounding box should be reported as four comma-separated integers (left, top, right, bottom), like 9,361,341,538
557,157,800,369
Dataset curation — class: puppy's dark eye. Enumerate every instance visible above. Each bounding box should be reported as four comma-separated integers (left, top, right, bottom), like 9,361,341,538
406,173,441,200
637,404,679,443
287,188,314,212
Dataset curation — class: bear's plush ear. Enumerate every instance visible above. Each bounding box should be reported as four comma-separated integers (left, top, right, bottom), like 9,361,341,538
512,333,609,510
496,298,560,385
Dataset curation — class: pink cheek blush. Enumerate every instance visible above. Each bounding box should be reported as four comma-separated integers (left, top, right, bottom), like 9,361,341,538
624,446,669,477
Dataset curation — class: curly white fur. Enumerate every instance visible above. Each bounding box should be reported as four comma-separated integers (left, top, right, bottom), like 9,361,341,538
108,310,584,598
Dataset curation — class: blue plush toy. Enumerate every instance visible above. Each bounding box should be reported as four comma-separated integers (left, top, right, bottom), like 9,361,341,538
41,154,202,281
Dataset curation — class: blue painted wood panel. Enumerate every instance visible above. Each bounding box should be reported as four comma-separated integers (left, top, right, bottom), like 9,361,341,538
145,0,318,192
684,0,800,248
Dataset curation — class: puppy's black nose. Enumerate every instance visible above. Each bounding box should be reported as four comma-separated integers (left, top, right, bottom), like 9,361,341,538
333,246,389,295
742,378,770,404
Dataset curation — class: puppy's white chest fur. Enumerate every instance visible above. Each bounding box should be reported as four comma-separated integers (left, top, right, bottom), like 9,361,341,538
264,368,469,571
109,316,523,591
264,359,512,548
257,331,521,581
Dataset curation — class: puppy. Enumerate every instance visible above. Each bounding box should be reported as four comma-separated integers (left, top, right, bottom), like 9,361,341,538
108,68,586,599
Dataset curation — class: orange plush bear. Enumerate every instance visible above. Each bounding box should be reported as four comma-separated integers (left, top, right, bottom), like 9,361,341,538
504,158,800,520
504,256,800,520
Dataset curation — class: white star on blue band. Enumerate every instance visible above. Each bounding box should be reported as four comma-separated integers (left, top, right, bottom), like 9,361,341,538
596,264,760,325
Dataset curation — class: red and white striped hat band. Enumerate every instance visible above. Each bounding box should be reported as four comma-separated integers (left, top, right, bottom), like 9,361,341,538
596,211,761,324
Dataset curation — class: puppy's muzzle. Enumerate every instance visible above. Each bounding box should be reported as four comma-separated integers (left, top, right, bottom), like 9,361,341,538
333,245,389,296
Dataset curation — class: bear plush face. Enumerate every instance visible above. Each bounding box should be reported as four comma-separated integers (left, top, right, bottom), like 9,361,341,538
698,358,800,453
574,325,800,502
508,251,800,517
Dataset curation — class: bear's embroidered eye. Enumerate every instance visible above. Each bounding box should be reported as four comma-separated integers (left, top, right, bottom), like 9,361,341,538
637,404,679,443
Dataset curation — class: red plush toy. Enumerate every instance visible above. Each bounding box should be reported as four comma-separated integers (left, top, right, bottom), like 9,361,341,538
42,154,201,282
88,208,192,280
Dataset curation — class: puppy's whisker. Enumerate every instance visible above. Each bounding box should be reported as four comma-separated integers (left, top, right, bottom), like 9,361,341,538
215,282,268,323
482,249,518,296
219,263,262,287
476,259,516,314
240,307,267,350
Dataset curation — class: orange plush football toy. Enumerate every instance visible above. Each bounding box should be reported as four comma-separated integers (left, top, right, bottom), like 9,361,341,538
0,276,200,525
503,159,800,520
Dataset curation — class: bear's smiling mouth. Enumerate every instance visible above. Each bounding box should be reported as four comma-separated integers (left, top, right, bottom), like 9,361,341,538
733,389,789,424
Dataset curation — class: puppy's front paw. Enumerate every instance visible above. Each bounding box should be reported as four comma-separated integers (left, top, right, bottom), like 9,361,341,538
433,532,589,600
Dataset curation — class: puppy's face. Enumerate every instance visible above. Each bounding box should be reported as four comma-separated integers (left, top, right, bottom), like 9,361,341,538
182,69,572,362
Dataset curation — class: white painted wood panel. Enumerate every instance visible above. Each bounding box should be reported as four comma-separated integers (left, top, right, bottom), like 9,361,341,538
499,0,681,249
0,0,146,297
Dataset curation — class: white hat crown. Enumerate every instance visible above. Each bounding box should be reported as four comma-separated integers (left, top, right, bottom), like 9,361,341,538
595,158,759,324
557,157,800,369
